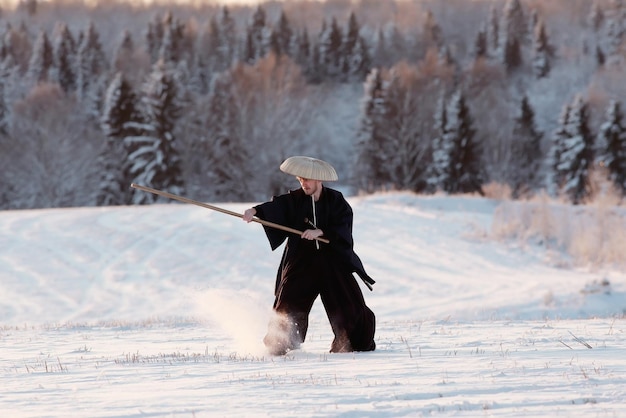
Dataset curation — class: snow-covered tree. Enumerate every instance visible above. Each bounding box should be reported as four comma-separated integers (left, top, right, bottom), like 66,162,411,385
99,72,143,205
243,5,270,64
218,6,238,68
128,60,184,204
318,18,343,79
588,1,605,33
508,96,544,197
113,30,134,73
418,10,443,59
532,19,554,78
26,30,53,85
158,25,177,64
443,90,483,195
556,95,595,204
75,22,108,103
342,12,370,82
500,0,526,71
145,13,165,63
293,27,311,71
502,0,527,45
371,27,390,68
270,10,293,57
354,67,388,191
53,23,77,92
501,30,522,72
0,79,9,135
597,100,626,195
548,103,571,194
387,23,408,64
157,14,190,66
488,4,499,55
605,0,625,59
473,25,488,61
426,93,449,192
2,22,32,73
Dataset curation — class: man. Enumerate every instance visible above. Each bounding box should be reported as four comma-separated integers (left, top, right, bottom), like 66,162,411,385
243,156,376,355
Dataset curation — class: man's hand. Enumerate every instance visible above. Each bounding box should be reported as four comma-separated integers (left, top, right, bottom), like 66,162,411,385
302,229,324,240
243,208,256,223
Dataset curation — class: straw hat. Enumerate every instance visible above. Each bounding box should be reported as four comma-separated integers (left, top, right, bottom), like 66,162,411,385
279,156,339,181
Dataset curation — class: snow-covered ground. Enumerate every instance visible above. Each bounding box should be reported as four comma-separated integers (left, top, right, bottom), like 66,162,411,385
1,192,625,417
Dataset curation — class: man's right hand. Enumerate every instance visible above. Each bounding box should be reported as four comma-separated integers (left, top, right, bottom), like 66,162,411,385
243,208,256,223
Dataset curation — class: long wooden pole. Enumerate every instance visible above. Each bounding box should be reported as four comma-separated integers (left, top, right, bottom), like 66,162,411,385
130,183,329,244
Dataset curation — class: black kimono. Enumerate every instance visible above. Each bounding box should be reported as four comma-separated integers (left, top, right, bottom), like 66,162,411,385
254,186,376,354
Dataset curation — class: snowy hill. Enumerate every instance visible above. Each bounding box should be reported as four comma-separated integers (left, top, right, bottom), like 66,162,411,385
1,193,625,417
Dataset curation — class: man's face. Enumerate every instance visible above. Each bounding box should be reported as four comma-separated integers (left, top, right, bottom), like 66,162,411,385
297,177,322,196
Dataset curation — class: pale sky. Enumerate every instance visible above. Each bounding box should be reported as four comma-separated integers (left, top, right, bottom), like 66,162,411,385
1,0,264,9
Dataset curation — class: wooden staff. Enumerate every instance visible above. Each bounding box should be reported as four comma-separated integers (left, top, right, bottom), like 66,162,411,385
130,183,330,244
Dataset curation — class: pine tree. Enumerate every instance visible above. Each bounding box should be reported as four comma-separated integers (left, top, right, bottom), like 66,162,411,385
388,23,408,63
342,12,360,79
244,5,269,64
508,96,544,197
502,0,527,44
372,27,390,68
99,72,143,205
342,14,371,83
219,6,238,68
347,36,371,82
53,23,77,92
159,25,177,64
128,60,184,204
189,38,210,95
501,30,522,72
443,90,483,194
548,103,571,194
318,18,343,79
532,19,554,78
588,1,604,33
604,0,625,59
488,4,499,55
418,10,443,59
293,27,311,71
158,14,188,65
0,53,21,107
200,15,221,70
500,0,526,71
3,22,32,72
27,30,53,85
308,35,323,84
0,78,9,135
558,95,595,204
76,22,108,102
426,93,449,192
473,25,488,60
596,45,606,67
355,68,387,191
145,13,165,63
113,29,134,74
270,10,293,57
597,100,626,195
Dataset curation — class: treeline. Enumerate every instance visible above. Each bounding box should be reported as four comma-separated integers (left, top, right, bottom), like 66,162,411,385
0,0,624,209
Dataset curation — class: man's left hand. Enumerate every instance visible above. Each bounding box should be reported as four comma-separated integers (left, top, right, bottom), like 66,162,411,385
302,229,323,240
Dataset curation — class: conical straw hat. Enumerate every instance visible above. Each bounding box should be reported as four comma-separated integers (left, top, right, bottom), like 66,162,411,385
279,156,338,181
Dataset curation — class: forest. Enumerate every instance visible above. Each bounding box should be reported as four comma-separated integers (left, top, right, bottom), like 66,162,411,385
0,0,624,209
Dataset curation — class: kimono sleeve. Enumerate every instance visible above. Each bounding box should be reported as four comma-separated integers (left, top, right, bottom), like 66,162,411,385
254,194,293,251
